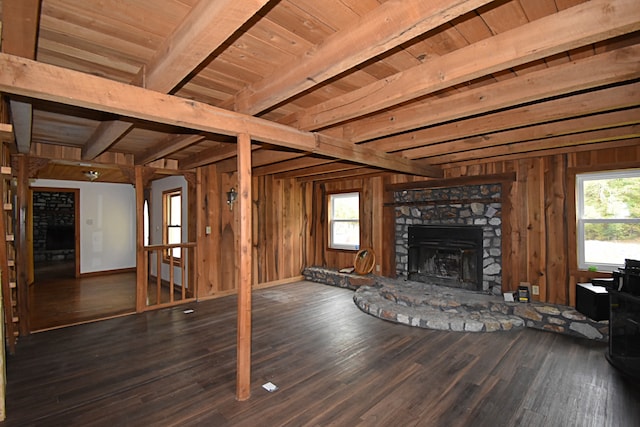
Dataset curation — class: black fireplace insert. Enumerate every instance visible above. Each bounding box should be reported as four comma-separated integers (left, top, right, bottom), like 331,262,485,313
407,225,483,291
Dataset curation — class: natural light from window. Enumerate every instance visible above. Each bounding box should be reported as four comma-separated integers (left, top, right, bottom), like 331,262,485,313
329,192,360,250
577,169,640,271
163,189,182,260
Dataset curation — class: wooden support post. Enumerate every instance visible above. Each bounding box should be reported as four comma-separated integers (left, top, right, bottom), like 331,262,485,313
135,166,146,313
15,155,30,335
236,133,252,401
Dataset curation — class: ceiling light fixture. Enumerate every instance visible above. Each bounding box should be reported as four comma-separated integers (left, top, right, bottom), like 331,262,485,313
84,170,99,182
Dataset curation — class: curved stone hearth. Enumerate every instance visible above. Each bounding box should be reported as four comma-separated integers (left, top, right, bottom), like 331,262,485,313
353,277,608,341
354,278,525,333
302,267,609,342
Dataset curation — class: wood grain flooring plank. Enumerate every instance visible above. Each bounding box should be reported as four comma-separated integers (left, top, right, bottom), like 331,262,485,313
3,281,639,426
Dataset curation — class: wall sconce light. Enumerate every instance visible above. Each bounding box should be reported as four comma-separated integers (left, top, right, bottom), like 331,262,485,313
226,187,238,210
83,170,99,181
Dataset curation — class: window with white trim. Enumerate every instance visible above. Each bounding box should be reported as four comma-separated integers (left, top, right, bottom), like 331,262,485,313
576,169,640,272
163,188,182,261
329,192,360,250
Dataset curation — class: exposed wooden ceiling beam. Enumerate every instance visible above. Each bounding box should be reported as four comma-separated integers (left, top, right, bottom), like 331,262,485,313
1,0,41,154
179,142,257,170
406,108,640,160
135,134,206,165
219,70,640,177
295,0,640,131
0,54,442,177
271,160,357,179
364,83,640,153
446,137,640,168
253,157,337,177
340,45,640,143
215,149,310,174
428,125,640,164
81,0,271,160
293,167,385,183
232,0,496,115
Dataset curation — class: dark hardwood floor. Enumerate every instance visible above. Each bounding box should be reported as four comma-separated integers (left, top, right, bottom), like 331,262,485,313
6,281,640,426
30,261,136,331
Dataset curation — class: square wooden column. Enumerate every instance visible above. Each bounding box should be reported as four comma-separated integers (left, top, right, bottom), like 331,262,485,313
236,133,252,401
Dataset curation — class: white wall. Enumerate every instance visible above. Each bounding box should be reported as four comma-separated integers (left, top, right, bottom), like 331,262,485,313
31,179,136,274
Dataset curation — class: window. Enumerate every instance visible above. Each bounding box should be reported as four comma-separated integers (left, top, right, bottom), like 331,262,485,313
163,188,182,261
329,192,360,250
577,169,640,271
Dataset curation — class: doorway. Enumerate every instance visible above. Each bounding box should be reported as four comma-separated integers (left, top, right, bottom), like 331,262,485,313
31,188,79,281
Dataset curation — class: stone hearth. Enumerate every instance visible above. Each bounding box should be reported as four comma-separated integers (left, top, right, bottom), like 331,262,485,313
303,267,609,342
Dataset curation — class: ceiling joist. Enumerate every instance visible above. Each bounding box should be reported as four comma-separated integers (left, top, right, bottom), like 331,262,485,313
0,53,442,178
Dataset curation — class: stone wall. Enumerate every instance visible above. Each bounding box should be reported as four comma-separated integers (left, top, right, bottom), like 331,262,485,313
394,184,503,294
33,191,75,262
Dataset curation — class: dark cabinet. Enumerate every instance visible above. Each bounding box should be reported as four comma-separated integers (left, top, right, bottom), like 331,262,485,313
606,290,640,379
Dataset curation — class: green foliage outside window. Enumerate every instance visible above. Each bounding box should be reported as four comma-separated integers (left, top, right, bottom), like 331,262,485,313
583,176,640,242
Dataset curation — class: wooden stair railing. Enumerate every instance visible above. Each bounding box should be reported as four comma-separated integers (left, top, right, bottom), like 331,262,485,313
0,152,19,354
142,243,196,310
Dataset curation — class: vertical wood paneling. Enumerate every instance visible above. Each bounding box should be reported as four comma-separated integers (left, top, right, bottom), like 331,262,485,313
220,172,237,292
381,175,396,277
195,145,638,308
501,180,516,293
371,176,384,275
544,155,568,304
525,159,546,298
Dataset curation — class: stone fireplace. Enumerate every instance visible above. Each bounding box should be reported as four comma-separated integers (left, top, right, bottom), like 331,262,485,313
395,184,502,294
408,225,483,291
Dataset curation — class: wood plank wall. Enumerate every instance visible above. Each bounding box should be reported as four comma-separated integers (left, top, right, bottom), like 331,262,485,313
302,145,640,307
196,165,308,298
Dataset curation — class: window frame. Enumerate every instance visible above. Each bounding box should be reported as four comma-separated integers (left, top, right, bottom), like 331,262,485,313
576,168,640,272
162,188,183,264
328,191,361,251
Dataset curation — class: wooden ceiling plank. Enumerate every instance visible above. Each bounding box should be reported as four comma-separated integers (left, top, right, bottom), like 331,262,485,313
253,157,334,176
81,0,270,160
179,143,257,170
294,167,384,183
82,121,135,160
429,125,640,164
135,134,206,165
132,0,270,91
405,108,640,159
444,137,640,168
233,0,497,115
2,0,41,154
272,160,355,179
1,0,41,55
341,45,640,142
296,0,640,131
366,82,640,153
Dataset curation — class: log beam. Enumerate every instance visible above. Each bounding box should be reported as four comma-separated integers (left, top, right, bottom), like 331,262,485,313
296,0,640,130
81,0,270,160
0,54,442,177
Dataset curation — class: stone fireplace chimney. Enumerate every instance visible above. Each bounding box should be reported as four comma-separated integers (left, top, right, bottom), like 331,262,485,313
394,184,502,295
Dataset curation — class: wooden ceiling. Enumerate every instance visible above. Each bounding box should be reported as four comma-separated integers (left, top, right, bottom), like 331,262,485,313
0,0,639,183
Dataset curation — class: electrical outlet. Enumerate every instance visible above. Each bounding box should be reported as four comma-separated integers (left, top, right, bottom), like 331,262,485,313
532,285,540,295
